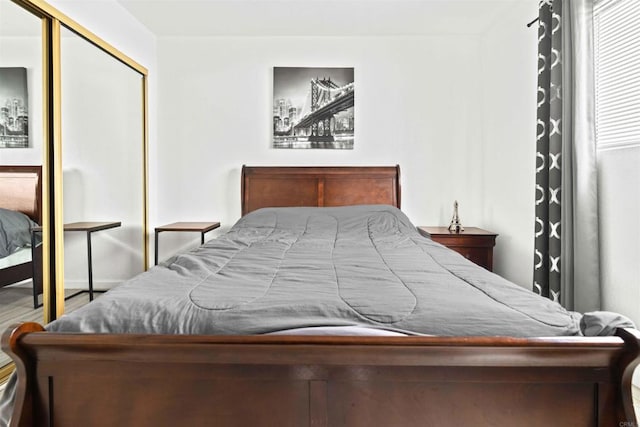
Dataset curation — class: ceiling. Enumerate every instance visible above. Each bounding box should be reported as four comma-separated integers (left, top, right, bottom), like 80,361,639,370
116,0,530,37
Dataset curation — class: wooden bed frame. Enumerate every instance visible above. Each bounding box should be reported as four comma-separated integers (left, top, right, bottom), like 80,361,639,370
0,166,42,300
241,165,401,215
2,165,639,426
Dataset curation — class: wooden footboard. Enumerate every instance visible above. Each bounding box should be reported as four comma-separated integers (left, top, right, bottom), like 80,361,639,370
3,323,640,426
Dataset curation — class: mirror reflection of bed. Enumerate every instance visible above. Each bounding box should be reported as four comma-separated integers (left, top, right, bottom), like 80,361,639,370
0,166,94,370
0,167,41,369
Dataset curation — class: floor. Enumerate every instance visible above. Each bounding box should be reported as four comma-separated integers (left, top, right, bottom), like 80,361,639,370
0,281,92,368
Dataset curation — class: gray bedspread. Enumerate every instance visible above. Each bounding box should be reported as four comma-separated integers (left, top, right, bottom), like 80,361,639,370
0,205,636,426
46,205,630,337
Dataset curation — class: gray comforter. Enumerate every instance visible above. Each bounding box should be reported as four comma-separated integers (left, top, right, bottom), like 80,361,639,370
46,205,631,337
1,205,636,425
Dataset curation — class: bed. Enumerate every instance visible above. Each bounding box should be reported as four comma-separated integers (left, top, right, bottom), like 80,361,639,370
0,166,43,308
1,165,639,426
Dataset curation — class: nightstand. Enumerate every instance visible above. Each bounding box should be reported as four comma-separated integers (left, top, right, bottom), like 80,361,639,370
417,226,498,271
154,221,221,265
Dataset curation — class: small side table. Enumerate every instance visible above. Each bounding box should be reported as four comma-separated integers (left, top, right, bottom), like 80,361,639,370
417,226,498,271
32,221,121,306
155,221,220,265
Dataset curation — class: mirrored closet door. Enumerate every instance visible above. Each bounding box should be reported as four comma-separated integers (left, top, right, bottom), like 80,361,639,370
0,0,45,377
60,26,146,313
1,0,148,382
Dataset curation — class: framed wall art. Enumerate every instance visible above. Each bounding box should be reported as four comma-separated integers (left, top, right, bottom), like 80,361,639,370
0,67,29,148
273,67,354,149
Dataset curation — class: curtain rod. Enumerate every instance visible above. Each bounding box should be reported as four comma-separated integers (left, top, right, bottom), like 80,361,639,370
528,4,553,28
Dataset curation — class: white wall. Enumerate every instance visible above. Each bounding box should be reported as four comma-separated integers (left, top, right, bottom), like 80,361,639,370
154,35,492,260
479,2,538,287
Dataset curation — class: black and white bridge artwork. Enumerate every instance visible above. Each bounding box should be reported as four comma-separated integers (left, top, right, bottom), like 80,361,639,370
273,67,354,149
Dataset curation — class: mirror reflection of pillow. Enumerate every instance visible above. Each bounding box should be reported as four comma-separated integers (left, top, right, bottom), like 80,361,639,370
0,208,38,258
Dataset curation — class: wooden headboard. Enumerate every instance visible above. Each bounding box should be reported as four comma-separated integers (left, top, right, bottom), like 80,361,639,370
0,165,42,223
241,165,401,216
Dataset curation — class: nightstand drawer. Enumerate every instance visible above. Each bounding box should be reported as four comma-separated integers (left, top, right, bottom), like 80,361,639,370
449,247,493,270
418,226,498,271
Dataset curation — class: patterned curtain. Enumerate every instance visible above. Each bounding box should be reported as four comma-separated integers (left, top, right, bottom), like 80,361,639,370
534,0,562,302
533,0,601,312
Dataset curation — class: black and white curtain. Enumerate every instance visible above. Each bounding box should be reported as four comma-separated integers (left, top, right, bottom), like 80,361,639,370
534,0,562,303
533,0,601,312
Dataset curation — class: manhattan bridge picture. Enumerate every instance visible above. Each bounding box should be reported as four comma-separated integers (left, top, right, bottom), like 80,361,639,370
273,67,354,149
0,67,29,148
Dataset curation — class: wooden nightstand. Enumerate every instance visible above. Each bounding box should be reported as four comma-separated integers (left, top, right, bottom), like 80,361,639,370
154,222,221,265
417,226,498,271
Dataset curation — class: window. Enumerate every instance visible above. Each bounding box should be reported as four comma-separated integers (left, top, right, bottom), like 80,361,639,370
594,0,640,150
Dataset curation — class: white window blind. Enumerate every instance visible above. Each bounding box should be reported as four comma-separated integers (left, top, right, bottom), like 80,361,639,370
594,0,640,150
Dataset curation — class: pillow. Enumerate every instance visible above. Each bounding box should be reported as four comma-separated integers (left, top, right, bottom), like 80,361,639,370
0,208,38,258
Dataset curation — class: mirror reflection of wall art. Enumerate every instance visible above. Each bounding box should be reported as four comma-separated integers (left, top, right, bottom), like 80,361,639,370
0,67,29,148
273,67,354,149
